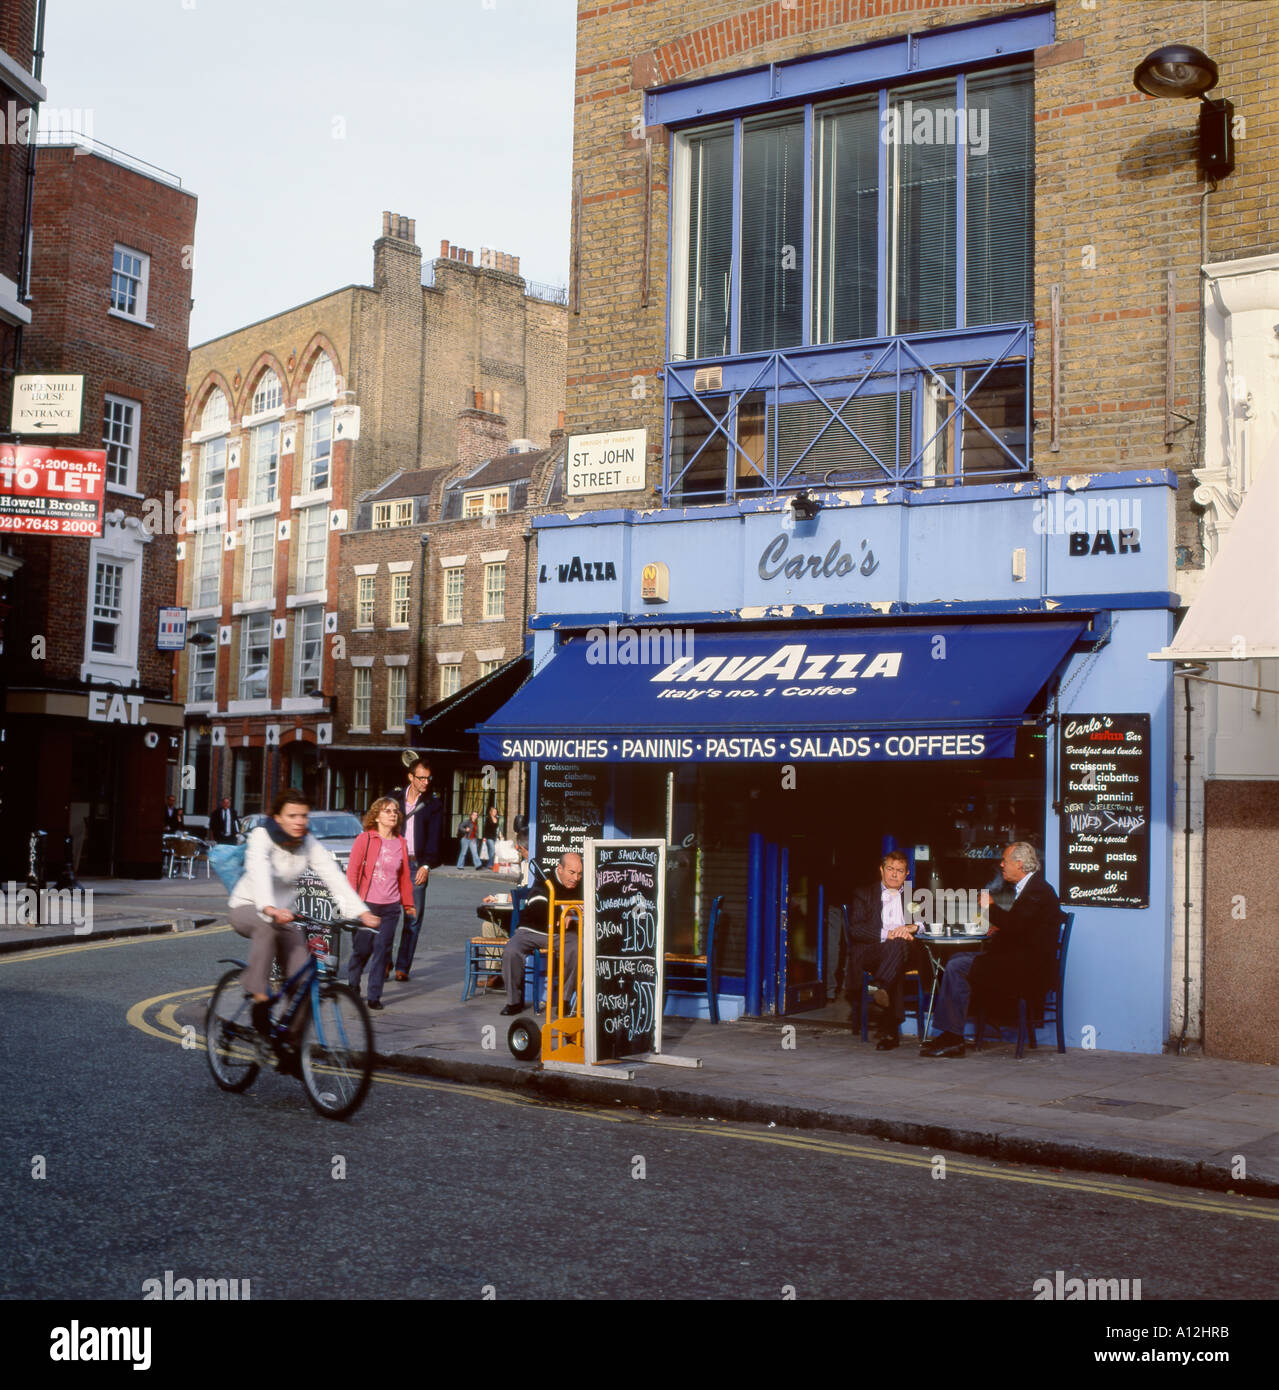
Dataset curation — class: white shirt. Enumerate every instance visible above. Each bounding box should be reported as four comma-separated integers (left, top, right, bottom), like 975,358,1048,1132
1013,870,1035,901
229,826,368,923
880,886,905,940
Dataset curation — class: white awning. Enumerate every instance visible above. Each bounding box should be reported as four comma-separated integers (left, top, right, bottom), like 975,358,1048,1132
1151,439,1279,662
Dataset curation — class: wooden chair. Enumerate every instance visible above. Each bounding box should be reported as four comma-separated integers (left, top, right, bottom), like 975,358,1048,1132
664,895,724,1023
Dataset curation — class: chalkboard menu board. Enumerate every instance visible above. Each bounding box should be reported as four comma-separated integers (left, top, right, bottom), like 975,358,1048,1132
584,840,666,1062
1059,713,1151,909
269,868,340,987
536,763,607,875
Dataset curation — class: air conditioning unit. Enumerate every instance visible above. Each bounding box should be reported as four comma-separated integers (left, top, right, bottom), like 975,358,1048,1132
693,366,723,393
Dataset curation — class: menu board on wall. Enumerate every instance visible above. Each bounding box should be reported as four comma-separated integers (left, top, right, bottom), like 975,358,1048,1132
1059,713,1151,909
536,763,606,874
583,840,666,1062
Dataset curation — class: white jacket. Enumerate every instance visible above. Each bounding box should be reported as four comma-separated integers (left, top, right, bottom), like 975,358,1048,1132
229,826,368,923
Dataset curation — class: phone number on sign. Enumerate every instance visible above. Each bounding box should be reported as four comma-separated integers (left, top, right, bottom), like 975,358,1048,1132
0,515,100,534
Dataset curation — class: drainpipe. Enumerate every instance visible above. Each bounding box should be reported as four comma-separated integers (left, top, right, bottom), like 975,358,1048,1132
1177,670,1196,1055
416,531,429,717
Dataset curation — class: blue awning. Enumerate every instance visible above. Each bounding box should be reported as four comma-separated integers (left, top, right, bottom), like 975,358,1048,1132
477,621,1085,764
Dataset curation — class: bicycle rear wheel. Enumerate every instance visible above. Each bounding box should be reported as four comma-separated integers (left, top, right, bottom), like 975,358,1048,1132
298,982,373,1119
205,969,261,1093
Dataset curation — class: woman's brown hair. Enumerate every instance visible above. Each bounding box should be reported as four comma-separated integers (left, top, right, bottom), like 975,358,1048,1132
362,797,403,834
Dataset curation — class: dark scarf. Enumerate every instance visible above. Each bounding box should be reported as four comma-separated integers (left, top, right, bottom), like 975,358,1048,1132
265,817,307,853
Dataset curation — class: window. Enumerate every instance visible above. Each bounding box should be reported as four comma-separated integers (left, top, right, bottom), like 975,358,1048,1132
391,572,411,625
201,389,229,433
251,370,282,414
372,500,414,529
442,566,463,623
483,562,505,619
463,489,508,517
199,435,226,515
296,505,327,594
303,404,332,492
478,658,502,678
439,663,461,699
307,353,335,399
239,613,271,700
386,667,407,731
102,395,139,491
91,560,125,654
356,574,375,627
294,606,323,696
352,667,372,729
188,618,217,702
665,64,1034,500
245,517,275,600
193,528,221,608
110,244,148,320
249,420,279,504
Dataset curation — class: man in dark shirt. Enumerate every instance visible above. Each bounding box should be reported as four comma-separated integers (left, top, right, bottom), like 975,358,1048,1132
390,760,444,980
920,842,1062,1058
211,798,239,844
163,796,184,834
500,852,583,1016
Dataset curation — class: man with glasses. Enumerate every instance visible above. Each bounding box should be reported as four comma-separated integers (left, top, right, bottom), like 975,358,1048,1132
390,759,444,981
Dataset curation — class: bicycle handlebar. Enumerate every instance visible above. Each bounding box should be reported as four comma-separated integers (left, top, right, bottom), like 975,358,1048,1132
286,911,377,933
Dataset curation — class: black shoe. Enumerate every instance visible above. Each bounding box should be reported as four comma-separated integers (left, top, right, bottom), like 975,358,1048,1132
276,1050,301,1078
500,1003,525,1016
368,999,384,1011
250,999,272,1037
875,1035,900,1051
920,1031,965,1058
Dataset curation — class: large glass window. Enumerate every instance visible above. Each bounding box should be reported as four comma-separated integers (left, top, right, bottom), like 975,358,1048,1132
439,663,461,699
740,117,804,353
676,128,733,361
250,420,279,505
103,396,139,491
386,667,407,731
189,619,217,702
294,606,323,696
356,575,375,627
91,560,125,654
304,404,332,492
442,567,463,623
252,371,282,414
814,98,879,344
245,517,275,600
483,562,505,620
352,668,372,729
194,528,221,608
391,573,411,625
239,613,271,700
199,435,226,515
296,505,327,594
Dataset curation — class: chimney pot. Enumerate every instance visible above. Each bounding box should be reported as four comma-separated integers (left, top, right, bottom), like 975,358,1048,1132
440,239,450,258
408,218,416,242
382,211,392,237
513,256,521,276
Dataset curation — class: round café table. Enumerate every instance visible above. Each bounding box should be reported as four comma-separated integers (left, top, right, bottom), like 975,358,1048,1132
913,928,988,1037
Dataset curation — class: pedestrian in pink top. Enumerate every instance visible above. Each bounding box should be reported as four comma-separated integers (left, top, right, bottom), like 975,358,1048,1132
345,798,415,1010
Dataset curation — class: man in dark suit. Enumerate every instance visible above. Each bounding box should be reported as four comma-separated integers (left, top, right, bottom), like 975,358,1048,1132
163,796,184,834
390,759,445,981
211,798,239,844
920,842,1062,1058
845,849,920,1051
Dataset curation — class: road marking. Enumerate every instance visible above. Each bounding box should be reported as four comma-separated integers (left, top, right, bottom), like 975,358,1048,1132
1,923,230,964
129,985,1279,1223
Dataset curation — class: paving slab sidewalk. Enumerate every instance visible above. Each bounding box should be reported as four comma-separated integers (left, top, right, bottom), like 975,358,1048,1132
8,872,1279,1198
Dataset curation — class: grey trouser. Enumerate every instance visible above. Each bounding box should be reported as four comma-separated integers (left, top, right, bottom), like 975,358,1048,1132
501,927,578,1009
229,904,309,998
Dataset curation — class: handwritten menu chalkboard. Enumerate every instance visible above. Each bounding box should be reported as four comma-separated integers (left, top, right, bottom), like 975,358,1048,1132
584,840,666,1062
270,869,340,987
536,763,606,875
1059,713,1151,909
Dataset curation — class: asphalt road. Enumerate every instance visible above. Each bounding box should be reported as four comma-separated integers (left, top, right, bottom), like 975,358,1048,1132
2,925,1277,1302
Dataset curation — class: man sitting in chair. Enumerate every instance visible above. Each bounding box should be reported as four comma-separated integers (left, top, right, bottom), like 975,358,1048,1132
920,842,1061,1059
499,852,583,1017
846,850,920,1051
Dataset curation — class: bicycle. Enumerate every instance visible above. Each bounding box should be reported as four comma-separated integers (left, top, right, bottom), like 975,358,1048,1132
205,912,376,1120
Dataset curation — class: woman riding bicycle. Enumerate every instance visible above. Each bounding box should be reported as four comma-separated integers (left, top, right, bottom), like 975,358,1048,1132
227,787,378,1036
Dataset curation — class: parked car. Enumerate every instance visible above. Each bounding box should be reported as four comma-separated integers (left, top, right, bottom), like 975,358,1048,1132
235,810,364,873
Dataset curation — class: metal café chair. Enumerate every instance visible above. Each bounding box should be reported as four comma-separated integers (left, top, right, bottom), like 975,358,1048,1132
663,895,724,1023
841,904,927,1042
974,911,1074,1058
168,836,205,879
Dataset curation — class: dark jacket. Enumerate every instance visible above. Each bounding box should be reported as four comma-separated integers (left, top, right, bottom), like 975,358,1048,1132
848,882,909,945
970,872,1063,1019
394,787,445,867
514,868,577,935
211,805,239,843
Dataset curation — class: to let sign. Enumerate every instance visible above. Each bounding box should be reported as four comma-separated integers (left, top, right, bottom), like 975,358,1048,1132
0,444,105,536
9,374,84,435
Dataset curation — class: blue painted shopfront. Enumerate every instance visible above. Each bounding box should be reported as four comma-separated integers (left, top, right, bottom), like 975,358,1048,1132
481,471,1178,1053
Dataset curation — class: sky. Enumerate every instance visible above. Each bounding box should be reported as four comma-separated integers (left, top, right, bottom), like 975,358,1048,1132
41,0,578,346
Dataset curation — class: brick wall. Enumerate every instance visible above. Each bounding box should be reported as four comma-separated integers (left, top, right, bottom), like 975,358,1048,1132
11,146,195,695
565,0,1279,561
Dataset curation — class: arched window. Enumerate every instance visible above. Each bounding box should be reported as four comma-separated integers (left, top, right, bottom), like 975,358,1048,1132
252,370,282,414
201,389,228,433
307,353,335,399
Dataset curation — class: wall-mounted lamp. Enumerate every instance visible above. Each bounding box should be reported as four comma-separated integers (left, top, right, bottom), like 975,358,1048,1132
790,489,822,522
1133,45,1234,178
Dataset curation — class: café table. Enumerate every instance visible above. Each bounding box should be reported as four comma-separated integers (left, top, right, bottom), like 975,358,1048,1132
912,926,988,1037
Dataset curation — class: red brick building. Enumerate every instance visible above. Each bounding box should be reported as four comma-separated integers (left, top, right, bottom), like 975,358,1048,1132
0,138,196,876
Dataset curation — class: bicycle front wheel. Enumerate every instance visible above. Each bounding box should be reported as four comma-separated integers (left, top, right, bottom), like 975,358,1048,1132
298,983,373,1119
205,969,261,1093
